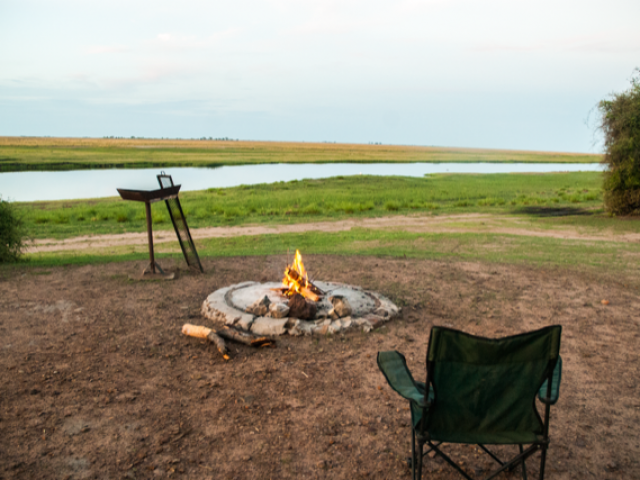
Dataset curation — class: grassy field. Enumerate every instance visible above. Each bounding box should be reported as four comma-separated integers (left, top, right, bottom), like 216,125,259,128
10,170,640,283
8,165,640,283
23,228,640,285
0,136,601,171
16,173,609,239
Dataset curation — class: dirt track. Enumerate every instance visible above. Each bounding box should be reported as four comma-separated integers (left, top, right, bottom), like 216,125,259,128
1,255,639,479
27,214,640,253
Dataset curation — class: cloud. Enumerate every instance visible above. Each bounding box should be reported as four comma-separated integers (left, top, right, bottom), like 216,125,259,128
150,28,241,50
85,45,130,54
472,32,640,54
95,61,201,92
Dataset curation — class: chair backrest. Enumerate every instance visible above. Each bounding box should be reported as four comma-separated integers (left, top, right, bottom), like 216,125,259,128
423,325,561,444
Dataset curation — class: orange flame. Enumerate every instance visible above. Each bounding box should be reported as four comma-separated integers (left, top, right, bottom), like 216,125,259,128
282,249,323,301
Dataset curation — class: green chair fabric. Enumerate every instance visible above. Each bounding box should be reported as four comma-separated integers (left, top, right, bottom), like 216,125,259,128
538,356,562,405
377,351,434,428
377,325,562,480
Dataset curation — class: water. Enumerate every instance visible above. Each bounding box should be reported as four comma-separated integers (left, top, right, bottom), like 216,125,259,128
0,163,604,202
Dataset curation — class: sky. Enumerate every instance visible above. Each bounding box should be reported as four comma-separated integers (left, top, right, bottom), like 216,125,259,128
1,0,639,153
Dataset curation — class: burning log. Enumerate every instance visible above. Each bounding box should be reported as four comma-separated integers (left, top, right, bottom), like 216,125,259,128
182,323,275,360
288,293,317,320
282,249,324,301
283,268,322,301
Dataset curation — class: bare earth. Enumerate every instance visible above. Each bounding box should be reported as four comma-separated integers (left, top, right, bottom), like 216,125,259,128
27,214,640,253
1,255,639,479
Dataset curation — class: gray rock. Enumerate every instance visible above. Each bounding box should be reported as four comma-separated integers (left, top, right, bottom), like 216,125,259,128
355,317,373,333
235,315,255,331
330,296,353,318
250,317,288,336
201,284,255,328
246,295,271,316
363,314,386,330
287,319,314,336
328,320,344,334
338,316,352,330
269,302,290,319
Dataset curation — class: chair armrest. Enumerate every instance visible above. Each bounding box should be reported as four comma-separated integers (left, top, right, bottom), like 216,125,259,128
377,351,429,407
538,356,562,405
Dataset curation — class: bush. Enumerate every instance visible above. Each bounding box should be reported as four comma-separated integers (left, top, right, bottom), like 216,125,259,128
599,69,640,215
335,202,357,214
301,203,322,215
0,197,25,263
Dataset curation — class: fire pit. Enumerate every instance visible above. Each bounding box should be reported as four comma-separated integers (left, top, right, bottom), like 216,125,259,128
201,251,399,336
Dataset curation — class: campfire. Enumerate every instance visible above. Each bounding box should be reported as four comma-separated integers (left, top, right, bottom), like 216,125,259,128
281,249,324,302
199,249,400,340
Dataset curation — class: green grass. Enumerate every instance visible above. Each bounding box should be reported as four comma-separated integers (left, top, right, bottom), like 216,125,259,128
21,229,640,282
0,137,601,172
17,173,614,239
13,170,640,283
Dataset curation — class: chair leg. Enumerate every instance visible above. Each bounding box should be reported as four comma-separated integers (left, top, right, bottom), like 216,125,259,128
415,432,424,480
538,444,547,480
518,445,528,480
411,427,417,480
539,400,552,480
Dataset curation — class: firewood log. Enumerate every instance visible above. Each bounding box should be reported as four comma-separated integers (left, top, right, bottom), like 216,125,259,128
288,293,317,320
182,324,276,358
182,324,230,360
217,326,275,347
284,268,324,297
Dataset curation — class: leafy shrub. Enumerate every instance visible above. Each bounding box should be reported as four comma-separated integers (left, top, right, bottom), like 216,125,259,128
335,202,357,214
584,192,600,201
478,197,505,206
116,213,129,223
302,203,322,215
53,214,70,224
224,207,245,219
454,199,473,207
0,197,25,263
384,200,400,211
599,69,640,215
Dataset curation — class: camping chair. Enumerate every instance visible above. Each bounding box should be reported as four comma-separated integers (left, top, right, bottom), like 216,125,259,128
377,325,562,480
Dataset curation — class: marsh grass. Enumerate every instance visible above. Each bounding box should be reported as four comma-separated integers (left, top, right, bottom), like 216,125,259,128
0,136,602,172
16,173,609,239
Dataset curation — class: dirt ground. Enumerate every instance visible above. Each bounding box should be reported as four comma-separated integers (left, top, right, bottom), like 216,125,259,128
1,255,639,479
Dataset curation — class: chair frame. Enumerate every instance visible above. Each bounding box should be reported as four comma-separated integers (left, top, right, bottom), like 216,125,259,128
385,327,561,480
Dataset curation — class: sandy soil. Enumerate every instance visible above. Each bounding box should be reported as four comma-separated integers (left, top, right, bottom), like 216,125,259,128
26,214,640,253
1,255,639,479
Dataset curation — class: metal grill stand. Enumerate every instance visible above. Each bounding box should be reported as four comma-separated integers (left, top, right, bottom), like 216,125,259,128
117,185,181,277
